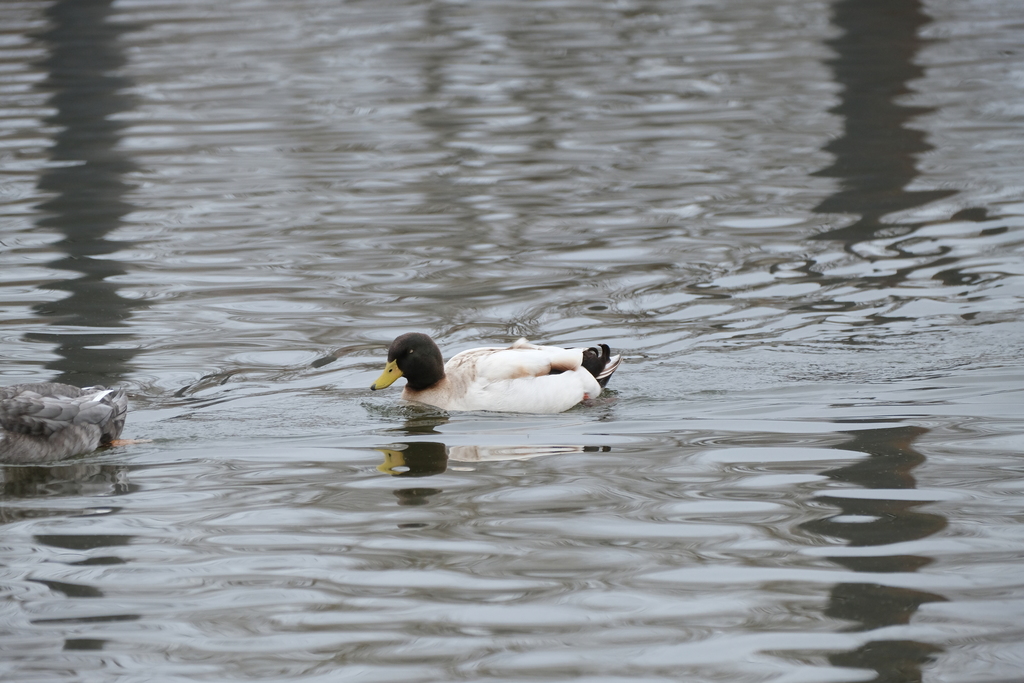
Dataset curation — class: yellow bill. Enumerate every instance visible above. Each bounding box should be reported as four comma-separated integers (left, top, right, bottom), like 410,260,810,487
370,360,403,390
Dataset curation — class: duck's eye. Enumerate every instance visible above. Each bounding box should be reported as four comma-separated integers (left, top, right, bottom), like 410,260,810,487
407,349,415,355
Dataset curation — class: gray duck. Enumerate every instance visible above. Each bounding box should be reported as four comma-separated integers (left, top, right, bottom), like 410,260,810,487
0,383,128,463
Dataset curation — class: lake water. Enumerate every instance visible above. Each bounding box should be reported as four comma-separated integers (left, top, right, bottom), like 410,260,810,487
2,0,1023,680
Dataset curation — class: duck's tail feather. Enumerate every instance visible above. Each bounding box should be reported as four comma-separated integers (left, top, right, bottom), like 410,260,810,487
581,344,622,388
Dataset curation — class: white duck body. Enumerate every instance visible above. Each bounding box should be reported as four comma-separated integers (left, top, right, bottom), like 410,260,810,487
0,383,128,463
372,335,621,414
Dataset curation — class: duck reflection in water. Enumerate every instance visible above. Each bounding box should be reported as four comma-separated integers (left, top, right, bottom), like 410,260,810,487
376,442,597,477
376,442,600,507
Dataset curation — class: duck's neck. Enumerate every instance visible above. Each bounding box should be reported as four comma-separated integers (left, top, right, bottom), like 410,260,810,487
404,365,444,391
403,375,449,399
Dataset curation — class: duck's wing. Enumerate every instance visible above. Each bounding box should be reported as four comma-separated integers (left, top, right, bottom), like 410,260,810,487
0,384,127,441
462,340,585,383
412,339,618,413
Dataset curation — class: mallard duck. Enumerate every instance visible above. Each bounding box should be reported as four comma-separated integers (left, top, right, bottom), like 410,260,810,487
370,333,621,413
0,383,128,463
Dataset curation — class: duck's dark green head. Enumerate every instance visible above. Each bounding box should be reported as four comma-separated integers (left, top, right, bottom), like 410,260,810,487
370,332,445,391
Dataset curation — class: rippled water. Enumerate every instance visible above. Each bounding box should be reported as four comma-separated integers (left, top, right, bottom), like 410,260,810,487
2,0,1023,680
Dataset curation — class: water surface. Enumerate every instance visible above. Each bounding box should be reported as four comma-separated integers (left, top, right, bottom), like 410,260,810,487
2,0,1023,681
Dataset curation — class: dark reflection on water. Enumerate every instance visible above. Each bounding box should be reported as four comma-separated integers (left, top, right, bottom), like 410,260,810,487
0,460,132,542
376,441,595,478
812,0,955,245
807,1,954,678
377,442,449,477
34,533,133,551
4,4,141,616
803,426,947,681
26,0,143,386
411,4,487,231
0,463,130,501
30,578,104,599
26,532,138,649
63,638,106,651
393,487,443,507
